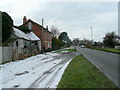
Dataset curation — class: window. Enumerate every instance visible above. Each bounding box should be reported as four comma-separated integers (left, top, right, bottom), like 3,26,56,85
24,46,27,48
48,42,51,48
48,42,49,48
35,41,37,45
16,41,18,46
28,22,32,29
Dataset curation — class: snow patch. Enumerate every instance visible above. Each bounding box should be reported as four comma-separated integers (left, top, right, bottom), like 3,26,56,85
13,27,40,41
0,52,73,88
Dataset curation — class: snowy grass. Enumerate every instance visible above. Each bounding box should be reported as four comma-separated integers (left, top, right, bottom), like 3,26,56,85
57,55,118,88
54,48,76,53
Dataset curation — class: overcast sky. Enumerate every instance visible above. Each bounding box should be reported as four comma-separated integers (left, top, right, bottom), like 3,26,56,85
0,0,118,41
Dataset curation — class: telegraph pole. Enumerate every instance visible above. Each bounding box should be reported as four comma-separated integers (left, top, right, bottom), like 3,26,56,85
90,27,93,41
41,18,44,53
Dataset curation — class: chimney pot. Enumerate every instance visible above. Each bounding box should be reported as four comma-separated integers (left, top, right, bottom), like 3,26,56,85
46,25,48,30
23,16,27,24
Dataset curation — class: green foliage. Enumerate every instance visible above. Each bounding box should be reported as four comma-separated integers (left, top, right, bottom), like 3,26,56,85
52,37,64,50
44,48,52,52
57,55,117,88
55,49,76,53
103,32,120,48
0,12,1,44
2,12,13,43
58,32,72,47
14,25,31,33
59,32,69,42
87,46,120,54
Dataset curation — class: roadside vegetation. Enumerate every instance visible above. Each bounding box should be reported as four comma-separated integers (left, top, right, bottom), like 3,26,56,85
57,55,117,88
103,32,120,48
52,37,65,50
87,46,120,54
74,32,120,54
55,48,76,53
14,25,31,33
2,11,13,46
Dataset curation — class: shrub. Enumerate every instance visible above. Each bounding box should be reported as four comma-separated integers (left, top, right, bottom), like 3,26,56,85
14,25,31,33
44,48,52,52
52,37,64,50
2,12,13,43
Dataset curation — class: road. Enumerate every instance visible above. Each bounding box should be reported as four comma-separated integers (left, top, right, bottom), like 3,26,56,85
1,52,76,88
76,47,119,87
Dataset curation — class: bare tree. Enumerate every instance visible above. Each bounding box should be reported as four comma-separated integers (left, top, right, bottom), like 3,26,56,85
50,25,60,38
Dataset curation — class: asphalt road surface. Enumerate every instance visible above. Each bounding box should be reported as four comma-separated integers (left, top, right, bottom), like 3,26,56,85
76,47,119,87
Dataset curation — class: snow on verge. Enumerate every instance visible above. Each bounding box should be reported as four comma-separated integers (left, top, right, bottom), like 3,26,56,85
49,58,73,88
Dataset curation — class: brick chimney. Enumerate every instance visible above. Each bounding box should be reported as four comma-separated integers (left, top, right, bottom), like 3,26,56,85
46,25,48,30
23,16,27,24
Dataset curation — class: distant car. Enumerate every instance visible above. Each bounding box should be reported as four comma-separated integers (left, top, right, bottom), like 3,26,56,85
81,45,85,48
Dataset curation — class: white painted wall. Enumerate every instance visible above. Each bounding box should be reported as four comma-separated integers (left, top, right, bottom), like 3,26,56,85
37,41,41,51
1,39,41,64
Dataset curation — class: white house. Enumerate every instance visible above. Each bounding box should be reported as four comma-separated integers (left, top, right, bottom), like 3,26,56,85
10,27,41,60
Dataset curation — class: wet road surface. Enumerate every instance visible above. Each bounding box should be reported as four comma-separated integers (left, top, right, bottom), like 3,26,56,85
76,47,119,87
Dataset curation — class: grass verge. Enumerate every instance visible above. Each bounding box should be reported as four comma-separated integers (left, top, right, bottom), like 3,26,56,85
55,48,76,53
87,47,120,54
57,55,117,88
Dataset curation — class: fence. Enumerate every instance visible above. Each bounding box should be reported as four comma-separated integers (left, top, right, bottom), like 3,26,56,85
0,47,13,64
0,45,40,64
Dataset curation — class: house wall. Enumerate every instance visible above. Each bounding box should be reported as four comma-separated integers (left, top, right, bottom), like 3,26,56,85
12,39,40,60
0,39,41,64
23,21,52,50
24,22,42,40
43,31,52,49
37,41,41,50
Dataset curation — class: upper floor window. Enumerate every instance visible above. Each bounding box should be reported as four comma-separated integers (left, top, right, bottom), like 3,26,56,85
28,22,32,29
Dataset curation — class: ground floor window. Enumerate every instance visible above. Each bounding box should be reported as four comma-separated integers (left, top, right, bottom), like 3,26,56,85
48,42,51,48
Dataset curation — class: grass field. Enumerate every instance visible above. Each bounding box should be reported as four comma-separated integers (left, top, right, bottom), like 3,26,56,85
87,47,120,54
57,55,117,88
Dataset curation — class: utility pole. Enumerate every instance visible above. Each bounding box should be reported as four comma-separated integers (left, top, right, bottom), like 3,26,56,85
82,34,84,40
90,27,93,41
41,18,44,53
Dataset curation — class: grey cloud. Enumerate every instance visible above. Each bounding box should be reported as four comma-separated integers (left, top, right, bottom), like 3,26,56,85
0,1,118,41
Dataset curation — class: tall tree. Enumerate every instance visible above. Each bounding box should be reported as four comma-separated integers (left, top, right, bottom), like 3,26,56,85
2,12,13,43
103,32,120,48
58,32,71,47
50,25,60,38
